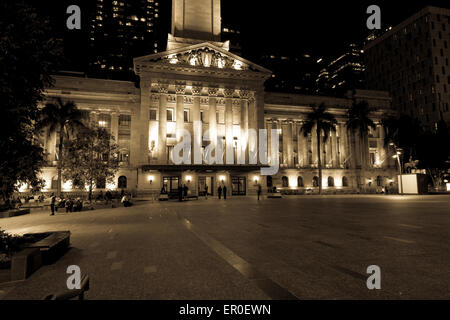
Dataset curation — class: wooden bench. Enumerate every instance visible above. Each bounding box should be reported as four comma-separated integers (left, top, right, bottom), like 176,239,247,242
43,274,90,300
24,231,71,263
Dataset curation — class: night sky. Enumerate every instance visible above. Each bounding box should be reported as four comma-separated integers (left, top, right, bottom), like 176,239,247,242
30,0,450,67
223,0,450,59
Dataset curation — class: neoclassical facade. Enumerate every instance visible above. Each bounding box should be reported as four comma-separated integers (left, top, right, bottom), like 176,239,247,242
33,0,397,197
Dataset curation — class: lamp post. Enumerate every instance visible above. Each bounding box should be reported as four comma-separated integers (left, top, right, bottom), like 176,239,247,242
390,143,403,195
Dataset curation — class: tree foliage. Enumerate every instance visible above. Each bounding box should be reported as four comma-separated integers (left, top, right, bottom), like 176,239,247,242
38,98,85,196
62,126,120,199
0,0,62,202
301,103,337,194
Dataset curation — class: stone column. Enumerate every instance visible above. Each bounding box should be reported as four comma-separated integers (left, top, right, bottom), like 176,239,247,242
139,81,151,165
378,124,387,167
224,88,235,165
111,112,119,144
311,125,317,167
286,121,293,167
192,84,202,164
240,89,250,164
332,128,339,168
248,94,258,164
208,87,218,164
158,84,168,164
175,83,186,144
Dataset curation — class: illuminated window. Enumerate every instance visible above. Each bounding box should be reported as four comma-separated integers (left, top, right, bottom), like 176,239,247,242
167,108,174,122
184,109,189,123
149,109,157,121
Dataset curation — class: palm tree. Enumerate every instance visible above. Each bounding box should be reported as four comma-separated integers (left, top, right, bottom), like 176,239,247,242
38,98,85,196
301,103,337,194
346,100,376,171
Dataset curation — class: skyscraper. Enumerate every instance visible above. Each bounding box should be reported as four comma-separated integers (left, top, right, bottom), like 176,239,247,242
88,0,169,79
365,6,450,130
316,43,366,97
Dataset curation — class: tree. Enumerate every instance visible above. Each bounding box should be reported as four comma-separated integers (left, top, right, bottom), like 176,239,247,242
38,99,85,196
301,103,337,194
346,100,376,171
415,120,450,188
0,0,62,203
381,114,423,163
62,126,120,200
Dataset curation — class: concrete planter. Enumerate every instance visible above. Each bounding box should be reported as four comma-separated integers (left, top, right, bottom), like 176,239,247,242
0,248,43,283
23,231,71,264
10,248,42,281
0,208,30,219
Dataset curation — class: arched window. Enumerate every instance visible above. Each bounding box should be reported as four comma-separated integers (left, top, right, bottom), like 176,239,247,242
297,176,304,187
328,176,334,187
266,176,273,188
342,176,349,187
282,176,289,188
118,176,127,189
312,176,319,187
376,176,383,187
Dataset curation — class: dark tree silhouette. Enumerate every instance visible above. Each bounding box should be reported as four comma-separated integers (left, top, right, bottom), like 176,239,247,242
39,99,85,196
0,0,61,203
301,103,337,194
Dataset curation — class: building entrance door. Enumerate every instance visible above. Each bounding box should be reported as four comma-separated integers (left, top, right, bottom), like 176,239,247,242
163,176,180,197
231,176,246,196
198,176,214,196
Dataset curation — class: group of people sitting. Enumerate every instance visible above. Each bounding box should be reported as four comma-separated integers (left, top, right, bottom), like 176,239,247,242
55,196,83,213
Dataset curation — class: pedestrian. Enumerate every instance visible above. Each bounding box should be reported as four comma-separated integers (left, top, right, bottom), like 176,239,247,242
257,184,262,200
67,198,74,213
218,186,222,199
120,189,125,198
205,185,208,199
50,193,56,216
223,185,227,200
183,184,188,200
74,198,83,212
178,185,183,202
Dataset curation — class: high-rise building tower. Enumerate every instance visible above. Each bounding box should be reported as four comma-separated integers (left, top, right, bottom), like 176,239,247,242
316,43,366,97
365,6,450,130
88,0,168,79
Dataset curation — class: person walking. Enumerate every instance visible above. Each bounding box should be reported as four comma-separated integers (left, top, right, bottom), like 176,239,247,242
257,184,262,200
223,185,227,200
218,186,222,199
178,185,183,202
183,184,188,200
50,193,56,216
204,185,208,200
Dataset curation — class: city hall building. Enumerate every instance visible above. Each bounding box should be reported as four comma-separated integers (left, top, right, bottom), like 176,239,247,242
37,0,397,197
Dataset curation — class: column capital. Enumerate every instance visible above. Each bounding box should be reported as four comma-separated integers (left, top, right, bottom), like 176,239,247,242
208,87,219,97
175,82,186,95
223,88,235,98
158,83,169,94
239,89,251,99
192,84,203,96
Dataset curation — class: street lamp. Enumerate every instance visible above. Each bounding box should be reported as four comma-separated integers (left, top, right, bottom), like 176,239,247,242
389,142,404,195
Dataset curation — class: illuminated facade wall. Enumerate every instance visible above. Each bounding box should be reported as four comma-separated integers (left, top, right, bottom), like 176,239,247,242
35,75,396,196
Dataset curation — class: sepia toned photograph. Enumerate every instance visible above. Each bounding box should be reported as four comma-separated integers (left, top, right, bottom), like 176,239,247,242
1,0,450,313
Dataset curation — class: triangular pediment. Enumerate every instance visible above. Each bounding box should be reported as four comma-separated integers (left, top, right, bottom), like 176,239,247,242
134,42,272,75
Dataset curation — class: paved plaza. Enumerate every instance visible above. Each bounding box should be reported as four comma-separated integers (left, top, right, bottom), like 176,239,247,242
1,195,450,300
